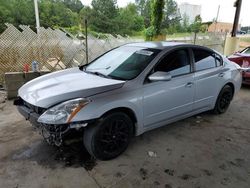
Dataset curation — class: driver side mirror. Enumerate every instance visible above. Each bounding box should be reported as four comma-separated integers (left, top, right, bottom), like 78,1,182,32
148,71,172,82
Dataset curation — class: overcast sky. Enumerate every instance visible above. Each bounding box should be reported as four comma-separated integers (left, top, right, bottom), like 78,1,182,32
80,0,250,26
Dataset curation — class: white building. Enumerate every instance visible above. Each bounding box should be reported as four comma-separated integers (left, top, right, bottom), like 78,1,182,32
178,3,201,24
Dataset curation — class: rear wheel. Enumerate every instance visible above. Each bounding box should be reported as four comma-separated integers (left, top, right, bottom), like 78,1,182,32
213,85,233,114
83,112,133,160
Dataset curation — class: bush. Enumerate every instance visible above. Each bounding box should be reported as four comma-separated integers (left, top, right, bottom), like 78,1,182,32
144,26,155,41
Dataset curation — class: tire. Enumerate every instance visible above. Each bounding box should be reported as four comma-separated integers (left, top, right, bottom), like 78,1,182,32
83,112,134,160
213,85,233,114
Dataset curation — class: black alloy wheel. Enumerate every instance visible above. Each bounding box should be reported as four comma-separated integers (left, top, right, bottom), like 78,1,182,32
213,85,233,114
83,112,133,160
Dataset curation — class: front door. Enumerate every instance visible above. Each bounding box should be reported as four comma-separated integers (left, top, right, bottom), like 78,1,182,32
143,49,195,127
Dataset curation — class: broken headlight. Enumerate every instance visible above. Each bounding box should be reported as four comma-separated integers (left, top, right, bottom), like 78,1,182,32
38,98,90,124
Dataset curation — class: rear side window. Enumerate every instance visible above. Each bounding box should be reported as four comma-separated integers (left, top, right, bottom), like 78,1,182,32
193,49,216,71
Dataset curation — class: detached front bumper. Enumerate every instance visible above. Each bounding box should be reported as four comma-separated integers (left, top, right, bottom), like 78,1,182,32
16,104,41,127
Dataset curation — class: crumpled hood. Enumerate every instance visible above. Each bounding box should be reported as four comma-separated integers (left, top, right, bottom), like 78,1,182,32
18,68,125,108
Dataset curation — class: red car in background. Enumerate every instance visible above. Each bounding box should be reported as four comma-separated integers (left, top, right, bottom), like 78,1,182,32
228,46,250,85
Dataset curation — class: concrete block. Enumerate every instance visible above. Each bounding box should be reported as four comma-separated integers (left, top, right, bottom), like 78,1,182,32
4,72,24,84
5,81,24,91
5,71,51,99
40,71,51,76
24,72,41,82
7,90,18,99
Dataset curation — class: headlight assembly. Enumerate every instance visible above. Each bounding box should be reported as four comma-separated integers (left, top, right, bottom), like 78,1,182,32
38,98,90,124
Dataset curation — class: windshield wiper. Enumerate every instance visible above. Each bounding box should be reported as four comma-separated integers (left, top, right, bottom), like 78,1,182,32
87,66,111,71
92,71,112,78
79,64,87,71
82,68,126,81
83,69,112,79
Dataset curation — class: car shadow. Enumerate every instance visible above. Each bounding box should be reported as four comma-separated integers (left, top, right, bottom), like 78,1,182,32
10,109,219,170
241,84,250,90
12,137,97,171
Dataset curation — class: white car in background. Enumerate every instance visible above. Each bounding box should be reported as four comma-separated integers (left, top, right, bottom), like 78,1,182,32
15,42,242,160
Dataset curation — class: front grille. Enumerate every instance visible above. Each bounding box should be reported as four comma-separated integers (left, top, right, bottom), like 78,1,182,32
20,98,46,114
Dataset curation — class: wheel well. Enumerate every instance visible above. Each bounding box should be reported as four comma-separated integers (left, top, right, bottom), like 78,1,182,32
101,107,137,134
102,107,137,123
225,82,235,96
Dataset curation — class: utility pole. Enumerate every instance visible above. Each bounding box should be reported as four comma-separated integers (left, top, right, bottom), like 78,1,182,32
85,19,88,64
34,0,40,33
231,0,242,37
214,5,220,32
223,0,243,55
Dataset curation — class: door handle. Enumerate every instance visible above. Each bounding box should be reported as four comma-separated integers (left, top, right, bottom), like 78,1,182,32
186,82,194,88
218,72,225,77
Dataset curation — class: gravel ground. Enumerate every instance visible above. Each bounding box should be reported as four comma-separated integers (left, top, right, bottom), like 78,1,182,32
0,86,250,188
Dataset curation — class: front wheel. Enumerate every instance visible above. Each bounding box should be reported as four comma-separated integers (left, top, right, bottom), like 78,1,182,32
213,85,233,114
83,112,134,160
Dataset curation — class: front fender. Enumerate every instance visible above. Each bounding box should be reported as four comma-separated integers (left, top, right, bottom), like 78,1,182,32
71,91,144,135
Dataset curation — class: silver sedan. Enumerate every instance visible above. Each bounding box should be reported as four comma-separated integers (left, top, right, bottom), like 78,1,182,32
15,42,242,160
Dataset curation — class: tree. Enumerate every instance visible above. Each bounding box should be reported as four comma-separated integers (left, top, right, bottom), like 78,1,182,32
182,13,190,32
0,0,82,32
151,0,165,35
88,0,119,34
79,6,93,23
92,0,118,19
135,0,146,15
190,15,202,33
0,0,15,32
162,0,181,31
12,0,36,27
117,3,144,35
61,0,84,13
135,0,152,28
39,0,78,28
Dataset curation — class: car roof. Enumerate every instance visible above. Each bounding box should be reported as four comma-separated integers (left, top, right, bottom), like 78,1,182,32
124,41,191,50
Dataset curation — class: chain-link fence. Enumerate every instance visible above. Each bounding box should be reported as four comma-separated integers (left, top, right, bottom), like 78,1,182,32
0,24,140,85
0,24,226,86
166,32,227,53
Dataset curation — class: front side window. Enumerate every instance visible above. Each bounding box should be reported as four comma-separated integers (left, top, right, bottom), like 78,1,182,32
154,49,191,77
85,46,160,80
193,49,216,71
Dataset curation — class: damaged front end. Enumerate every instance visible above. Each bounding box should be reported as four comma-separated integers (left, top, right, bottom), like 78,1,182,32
14,97,89,146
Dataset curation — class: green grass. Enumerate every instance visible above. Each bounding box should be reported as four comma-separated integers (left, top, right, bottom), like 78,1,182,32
240,37,250,43
166,32,210,39
166,32,192,38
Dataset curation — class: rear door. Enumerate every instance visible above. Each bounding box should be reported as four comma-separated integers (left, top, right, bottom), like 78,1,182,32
192,48,225,110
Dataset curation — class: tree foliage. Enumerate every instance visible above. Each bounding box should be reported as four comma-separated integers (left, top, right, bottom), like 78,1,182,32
162,0,181,29
151,0,165,35
0,0,82,32
79,0,144,35
135,0,152,28
0,0,203,36
190,15,202,33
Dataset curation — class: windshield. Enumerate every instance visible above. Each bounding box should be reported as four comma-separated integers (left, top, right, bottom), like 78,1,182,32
85,46,161,80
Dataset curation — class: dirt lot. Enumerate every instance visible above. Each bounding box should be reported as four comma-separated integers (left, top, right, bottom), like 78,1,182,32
0,87,250,188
